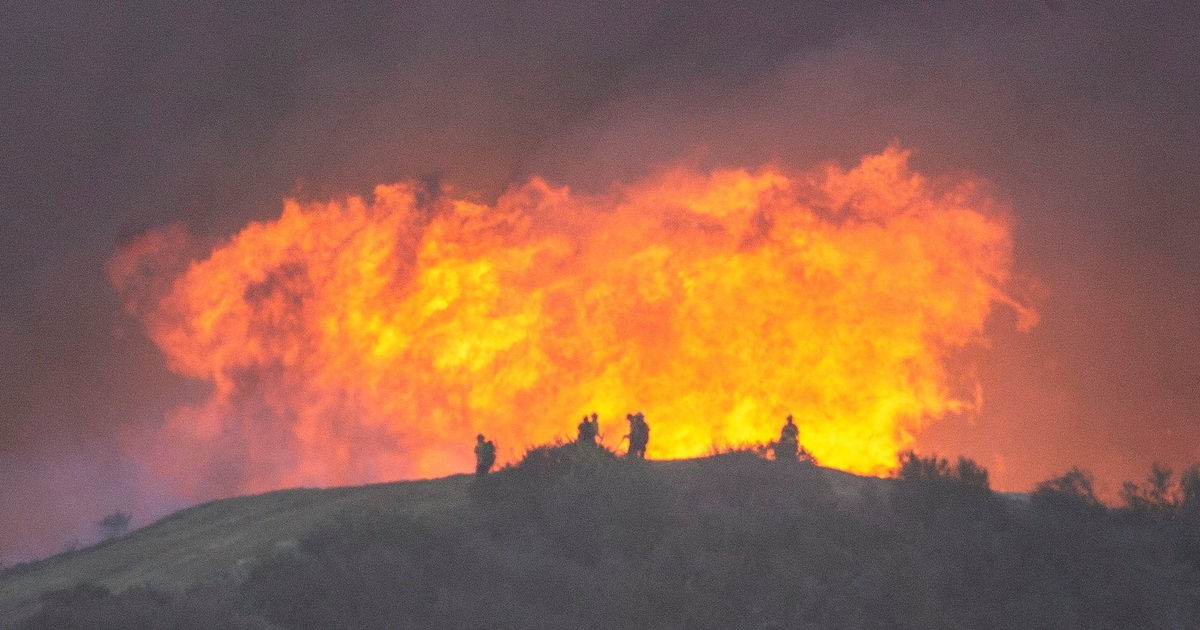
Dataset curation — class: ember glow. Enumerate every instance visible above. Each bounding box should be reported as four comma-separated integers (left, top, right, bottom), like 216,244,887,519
110,147,1035,496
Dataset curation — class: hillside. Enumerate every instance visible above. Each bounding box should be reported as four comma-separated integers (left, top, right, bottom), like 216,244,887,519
0,455,871,623
0,475,475,621
4,448,1200,629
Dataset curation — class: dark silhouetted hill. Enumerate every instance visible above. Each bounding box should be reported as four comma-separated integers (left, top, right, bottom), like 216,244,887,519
5,445,1200,629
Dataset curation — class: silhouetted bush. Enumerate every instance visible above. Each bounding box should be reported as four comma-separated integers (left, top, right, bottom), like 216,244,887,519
95,512,131,542
1032,467,1103,514
706,441,771,459
513,439,618,477
954,457,990,490
475,439,620,508
894,451,989,490
891,451,997,525
896,450,952,482
1179,465,1200,511
1120,462,1183,518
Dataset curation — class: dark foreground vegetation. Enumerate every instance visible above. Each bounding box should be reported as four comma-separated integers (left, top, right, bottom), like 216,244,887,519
14,445,1200,630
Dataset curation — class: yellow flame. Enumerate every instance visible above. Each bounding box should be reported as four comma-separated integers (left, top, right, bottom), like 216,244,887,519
111,146,1034,496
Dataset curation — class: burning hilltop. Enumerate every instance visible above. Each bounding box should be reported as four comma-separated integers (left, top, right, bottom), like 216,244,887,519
109,146,1035,498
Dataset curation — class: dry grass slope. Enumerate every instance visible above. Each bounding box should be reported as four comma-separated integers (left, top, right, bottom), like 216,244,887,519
0,474,475,620
0,455,1003,625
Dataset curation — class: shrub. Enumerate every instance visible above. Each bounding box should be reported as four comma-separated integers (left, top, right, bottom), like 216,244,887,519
707,442,771,459
95,512,132,542
891,451,996,524
1120,462,1181,515
475,438,622,516
1032,467,1102,513
894,451,989,490
895,450,952,483
759,440,819,465
954,457,990,490
1181,465,1200,513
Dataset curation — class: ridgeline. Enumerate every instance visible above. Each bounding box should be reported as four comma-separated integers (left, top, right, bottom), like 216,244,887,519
3,444,1199,629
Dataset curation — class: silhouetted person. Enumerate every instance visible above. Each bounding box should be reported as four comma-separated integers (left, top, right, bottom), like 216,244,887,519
474,434,496,476
625,412,649,459
577,412,599,446
774,414,799,462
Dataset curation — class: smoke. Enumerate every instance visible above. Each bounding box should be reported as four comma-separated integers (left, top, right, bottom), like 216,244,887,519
1,0,1198,561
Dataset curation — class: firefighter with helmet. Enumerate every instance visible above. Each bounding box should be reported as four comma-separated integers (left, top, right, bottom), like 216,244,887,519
775,414,799,462
474,434,497,476
625,412,650,459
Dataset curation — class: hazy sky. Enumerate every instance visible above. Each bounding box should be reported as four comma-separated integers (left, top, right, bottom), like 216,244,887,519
1,0,1198,561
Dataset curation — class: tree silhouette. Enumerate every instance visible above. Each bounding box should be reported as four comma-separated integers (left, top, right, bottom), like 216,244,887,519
96,512,131,542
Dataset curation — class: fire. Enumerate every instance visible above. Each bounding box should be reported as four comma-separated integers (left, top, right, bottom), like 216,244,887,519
110,147,1035,496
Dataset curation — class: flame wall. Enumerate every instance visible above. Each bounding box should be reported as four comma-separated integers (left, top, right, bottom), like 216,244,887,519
110,147,1034,496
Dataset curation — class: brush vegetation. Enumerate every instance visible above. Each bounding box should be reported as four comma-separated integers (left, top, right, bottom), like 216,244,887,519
5,445,1200,629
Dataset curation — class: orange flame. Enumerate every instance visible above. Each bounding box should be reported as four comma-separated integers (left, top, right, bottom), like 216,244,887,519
110,147,1035,496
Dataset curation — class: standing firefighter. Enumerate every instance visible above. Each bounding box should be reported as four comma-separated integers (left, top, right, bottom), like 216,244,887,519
474,434,496,477
774,414,800,463
625,412,650,459
577,412,599,447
